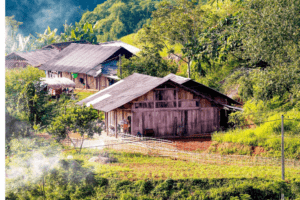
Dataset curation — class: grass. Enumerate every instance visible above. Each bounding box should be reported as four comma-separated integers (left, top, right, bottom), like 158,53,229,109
63,148,300,182
74,89,97,101
212,110,300,159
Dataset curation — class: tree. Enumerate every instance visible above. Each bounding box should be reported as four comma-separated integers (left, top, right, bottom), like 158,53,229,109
140,0,211,78
35,26,64,48
232,0,300,68
117,47,178,78
79,0,158,42
5,67,47,125
47,104,102,153
5,16,38,54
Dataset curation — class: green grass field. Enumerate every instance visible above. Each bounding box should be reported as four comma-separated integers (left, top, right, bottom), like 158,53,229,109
64,148,300,182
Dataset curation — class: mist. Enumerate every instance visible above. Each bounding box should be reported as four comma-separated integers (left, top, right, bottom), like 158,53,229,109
6,0,87,37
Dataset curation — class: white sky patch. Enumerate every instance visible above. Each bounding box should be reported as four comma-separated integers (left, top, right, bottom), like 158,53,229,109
84,80,124,100
87,94,111,107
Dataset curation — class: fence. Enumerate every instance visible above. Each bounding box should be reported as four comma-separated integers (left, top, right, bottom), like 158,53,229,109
42,133,300,168
96,134,300,168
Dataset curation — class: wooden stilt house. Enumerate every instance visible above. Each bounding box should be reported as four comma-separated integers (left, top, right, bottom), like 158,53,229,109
77,73,242,138
39,43,135,90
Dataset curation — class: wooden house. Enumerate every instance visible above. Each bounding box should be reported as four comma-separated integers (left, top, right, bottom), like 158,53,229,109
77,73,242,138
164,73,242,128
39,43,135,90
5,49,59,69
5,41,90,69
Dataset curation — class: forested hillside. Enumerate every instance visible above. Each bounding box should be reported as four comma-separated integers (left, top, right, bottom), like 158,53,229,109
79,0,160,41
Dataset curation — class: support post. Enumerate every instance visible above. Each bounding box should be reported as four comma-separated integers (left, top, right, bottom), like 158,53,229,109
119,54,122,78
115,110,118,138
105,112,108,136
281,114,285,200
85,74,88,90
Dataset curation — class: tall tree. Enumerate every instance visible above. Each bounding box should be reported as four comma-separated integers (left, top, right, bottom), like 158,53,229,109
140,0,211,78
5,16,38,54
232,0,300,68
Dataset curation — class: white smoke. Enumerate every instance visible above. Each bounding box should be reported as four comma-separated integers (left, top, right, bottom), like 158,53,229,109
5,138,62,193
32,0,83,35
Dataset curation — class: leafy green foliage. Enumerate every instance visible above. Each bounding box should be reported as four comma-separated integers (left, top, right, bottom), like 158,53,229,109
80,0,158,42
5,67,47,125
233,0,300,68
47,104,102,152
118,47,178,78
5,16,39,54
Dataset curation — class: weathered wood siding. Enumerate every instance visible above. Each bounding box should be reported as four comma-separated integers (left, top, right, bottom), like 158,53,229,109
131,108,219,137
104,82,221,138
60,72,110,90
107,109,131,129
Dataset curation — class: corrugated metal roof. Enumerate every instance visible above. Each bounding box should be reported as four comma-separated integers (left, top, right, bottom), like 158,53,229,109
5,49,60,67
76,73,166,112
76,73,229,112
41,40,91,51
99,41,140,54
164,73,191,84
39,43,130,75
166,73,241,105
224,105,243,111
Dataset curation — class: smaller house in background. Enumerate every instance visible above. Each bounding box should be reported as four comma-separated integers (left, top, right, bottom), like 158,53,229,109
5,40,90,69
41,77,75,97
39,43,136,90
77,73,241,139
5,49,59,69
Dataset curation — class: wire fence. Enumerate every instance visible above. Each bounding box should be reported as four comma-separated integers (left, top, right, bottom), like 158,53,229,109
32,131,300,168
85,133,300,168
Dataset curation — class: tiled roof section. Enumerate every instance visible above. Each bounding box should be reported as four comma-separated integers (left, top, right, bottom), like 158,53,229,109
39,43,131,76
41,40,91,51
99,41,140,54
77,73,166,112
5,49,60,67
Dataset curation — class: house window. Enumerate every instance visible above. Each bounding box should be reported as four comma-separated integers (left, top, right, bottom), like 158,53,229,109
79,78,84,84
109,79,115,86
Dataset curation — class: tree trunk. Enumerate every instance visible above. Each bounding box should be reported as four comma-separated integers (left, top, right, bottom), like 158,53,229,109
79,135,85,153
187,59,192,78
67,133,79,153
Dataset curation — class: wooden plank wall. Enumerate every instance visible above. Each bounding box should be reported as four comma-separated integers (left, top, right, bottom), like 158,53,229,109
60,73,111,90
99,75,109,91
107,109,131,129
106,86,221,137
131,108,220,137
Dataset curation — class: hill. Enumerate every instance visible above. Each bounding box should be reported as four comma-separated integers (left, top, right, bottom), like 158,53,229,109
79,0,160,42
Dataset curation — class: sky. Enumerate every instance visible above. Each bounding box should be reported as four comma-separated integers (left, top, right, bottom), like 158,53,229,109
5,0,106,37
